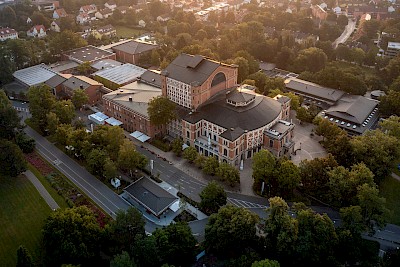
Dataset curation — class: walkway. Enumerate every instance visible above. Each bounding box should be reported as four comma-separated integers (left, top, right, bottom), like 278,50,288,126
391,172,400,182
332,18,356,49
25,170,59,210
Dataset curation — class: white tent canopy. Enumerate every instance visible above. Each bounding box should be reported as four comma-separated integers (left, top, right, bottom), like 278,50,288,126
105,117,123,126
88,112,109,125
169,200,180,212
130,131,150,142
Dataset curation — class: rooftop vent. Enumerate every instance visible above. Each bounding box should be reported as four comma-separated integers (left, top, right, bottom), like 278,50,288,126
230,128,235,131
129,97,132,101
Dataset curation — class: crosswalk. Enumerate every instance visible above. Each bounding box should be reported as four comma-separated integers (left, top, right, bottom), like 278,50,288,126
227,198,268,209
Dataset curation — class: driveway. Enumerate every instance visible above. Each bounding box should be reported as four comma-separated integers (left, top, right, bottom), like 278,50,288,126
333,18,356,49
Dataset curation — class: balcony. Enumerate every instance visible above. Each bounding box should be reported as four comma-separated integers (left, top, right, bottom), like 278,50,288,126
194,136,219,153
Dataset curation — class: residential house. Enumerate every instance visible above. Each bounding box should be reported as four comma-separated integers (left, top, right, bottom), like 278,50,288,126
61,75,103,104
95,8,113,19
0,27,18,41
80,4,97,14
157,14,171,22
104,0,117,10
27,25,47,38
111,40,158,65
33,1,59,11
346,5,388,20
53,8,67,19
50,20,61,32
76,13,90,24
91,24,116,39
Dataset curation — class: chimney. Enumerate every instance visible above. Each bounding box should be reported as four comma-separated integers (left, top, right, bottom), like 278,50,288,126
129,97,132,102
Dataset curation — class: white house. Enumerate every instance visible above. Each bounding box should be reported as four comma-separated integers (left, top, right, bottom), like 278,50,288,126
104,0,117,10
333,6,342,15
138,19,146,27
50,21,61,32
80,4,97,14
53,8,67,19
95,8,113,19
27,25,46,38
26,17,32,24
0,27,18,41
76,13,90,24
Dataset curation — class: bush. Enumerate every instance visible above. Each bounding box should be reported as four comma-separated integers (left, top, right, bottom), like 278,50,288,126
151,139,171,152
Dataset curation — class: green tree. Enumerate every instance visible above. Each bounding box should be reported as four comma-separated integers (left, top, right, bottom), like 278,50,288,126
203,156,219,176
380,90,400,117
276,159,300,198
293,47,327,73
0,46,15,85
76,61,92,75
106,207,145,254
251,259,280,267
233,56,249,83
340,205,365,235
53,100,75,124
252,150,276,193
351,130,400,181
27,84,56,132
117,139,148,174
71,89,89,110
380,116,400,139
15,132,35,153
103,158,117,180
42,206,102,266
86,148,109,176
216,162,240,186
248,72,268,93
148,96,176,127
171,138,183,156
194,153,206,168
89,125,125,160
199,181,227,214
54,124,73,146
357,183,388,232
205,205,259,255
110,251,137,267
182,146,197,163
16,246,33,267
0,90,23,140
7,39,31,69
2,6,17,25
46,112,59,135
0,140,26,177
48,30,87,59
152,222,197,266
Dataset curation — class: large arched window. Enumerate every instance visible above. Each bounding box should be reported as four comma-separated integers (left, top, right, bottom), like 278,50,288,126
211,72,226,87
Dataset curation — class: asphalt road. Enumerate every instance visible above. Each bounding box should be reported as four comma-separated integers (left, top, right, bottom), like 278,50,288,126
333,18,357,49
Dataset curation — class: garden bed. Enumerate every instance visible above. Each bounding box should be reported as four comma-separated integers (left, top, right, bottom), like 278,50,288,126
173,210,197,223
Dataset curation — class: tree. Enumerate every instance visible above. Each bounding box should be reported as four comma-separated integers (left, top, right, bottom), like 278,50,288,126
71,89,89,110
171,138,183,156
216,162,240,186
182,146,197,163
205,205,259,256
133,235,161,267
2,6,16,25
0,46,15,85
46,112,59,135
0,90,23,140
118,139,148,174
199,181,227,214
357,183,388,232
148,96,176,127
194,153,206,168
203,156,219,176
42,206,102,266
152,222,197,266
15,132,35,153
48,30,87,59
351,130,400,181
27,84,56,131
110,251,137,267
275,159,300,198
86,148,109,176
248,72,268,92
384,56,400,85
76,61,92,75
89,125,125,160
380,90,400,117
380,116,400,139
106,207,145,254
0,140,26,177
340,205,365,235
16,246,33,267
103,158,117,180
233,56,249,83
293,47,327,73
251,259,280,267
7,39,31,69
53,100,75,124
252,150,276,192
54,124,73,146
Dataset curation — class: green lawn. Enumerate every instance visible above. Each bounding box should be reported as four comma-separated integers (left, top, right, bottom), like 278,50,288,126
115,26,144,38
380,176,400,226
0,175,51,266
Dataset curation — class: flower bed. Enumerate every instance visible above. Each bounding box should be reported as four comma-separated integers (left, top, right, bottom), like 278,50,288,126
24,152,53,176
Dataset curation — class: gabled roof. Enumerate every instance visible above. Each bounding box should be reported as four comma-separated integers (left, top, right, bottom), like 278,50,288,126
0,27,17,35
62,75,101,90
93,63,146,85
13,64,57,87
163,54,232,86
98,8,113,15
28,25,46,33
80,4,97,12
54,8,67,17
325,95,378,125
124,178,178,216
112,40,158,55
44,73,68,88
139,70,162,88
284,78,344,102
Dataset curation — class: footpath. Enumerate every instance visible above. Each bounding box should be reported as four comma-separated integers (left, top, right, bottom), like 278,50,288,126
25,170,59,210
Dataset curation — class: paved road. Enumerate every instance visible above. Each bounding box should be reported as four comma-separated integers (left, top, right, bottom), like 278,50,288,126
25,170,60,210
333,18,356,49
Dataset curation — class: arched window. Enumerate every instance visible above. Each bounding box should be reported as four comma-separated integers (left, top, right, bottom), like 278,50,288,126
211,72,226,87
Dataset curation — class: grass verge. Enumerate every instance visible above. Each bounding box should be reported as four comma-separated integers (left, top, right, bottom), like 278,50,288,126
379,176,400,226
0,174,51,266
27,164,69,209
115,26,144,38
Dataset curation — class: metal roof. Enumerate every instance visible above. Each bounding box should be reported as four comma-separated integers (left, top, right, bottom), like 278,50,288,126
93,63,146,85
112,40,158,55
13,64,57,87
91,59,122,70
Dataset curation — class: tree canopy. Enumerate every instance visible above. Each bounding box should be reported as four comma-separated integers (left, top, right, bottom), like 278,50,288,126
199,181,227,214
148,96,176,127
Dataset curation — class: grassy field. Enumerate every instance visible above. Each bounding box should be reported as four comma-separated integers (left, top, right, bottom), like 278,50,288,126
380,176,400,226
0,174,51,266
115,26,144,38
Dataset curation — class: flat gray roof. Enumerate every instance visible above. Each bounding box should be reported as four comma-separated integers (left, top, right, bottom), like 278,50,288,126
64,45,115,63
13,64,57,87
112,40,157,55
124,177,178,216
47,60,79,73
93,63,146,85
284,78,345,103
91,59,123,71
